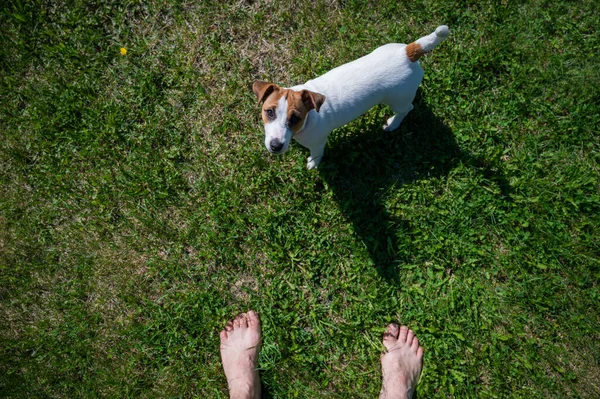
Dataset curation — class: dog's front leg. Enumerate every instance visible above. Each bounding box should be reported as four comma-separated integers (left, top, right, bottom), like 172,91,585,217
383,103,414,132
306,141,327,170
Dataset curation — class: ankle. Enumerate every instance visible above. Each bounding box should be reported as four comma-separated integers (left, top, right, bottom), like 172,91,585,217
379,387,411,399
228,379,259,399
380,376,413,399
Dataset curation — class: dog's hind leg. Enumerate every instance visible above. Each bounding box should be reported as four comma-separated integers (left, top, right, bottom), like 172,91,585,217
383,103,414,132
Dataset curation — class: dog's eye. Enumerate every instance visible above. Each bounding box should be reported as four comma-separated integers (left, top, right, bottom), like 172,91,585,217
289,114,300,125
265,109,275,119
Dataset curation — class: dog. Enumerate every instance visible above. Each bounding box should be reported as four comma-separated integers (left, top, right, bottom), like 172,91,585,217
252,25,449,169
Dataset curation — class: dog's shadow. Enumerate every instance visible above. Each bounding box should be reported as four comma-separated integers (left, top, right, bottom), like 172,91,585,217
315,92,502,281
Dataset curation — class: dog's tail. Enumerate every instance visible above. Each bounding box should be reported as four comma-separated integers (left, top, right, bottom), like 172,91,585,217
405,25,449,62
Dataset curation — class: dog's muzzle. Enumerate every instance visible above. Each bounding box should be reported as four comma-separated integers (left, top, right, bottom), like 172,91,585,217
269,139,284,153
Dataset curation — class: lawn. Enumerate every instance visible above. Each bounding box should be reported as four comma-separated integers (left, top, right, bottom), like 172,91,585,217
1,0,599,398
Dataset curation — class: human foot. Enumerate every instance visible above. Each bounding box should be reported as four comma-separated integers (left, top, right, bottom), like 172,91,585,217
220,311,262,399
379,324,424,399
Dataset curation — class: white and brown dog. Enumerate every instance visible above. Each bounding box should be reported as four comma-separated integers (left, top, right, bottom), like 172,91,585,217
253,25,449,169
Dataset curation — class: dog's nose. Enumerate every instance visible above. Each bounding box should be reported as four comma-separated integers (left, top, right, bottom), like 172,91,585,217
270,139,284,153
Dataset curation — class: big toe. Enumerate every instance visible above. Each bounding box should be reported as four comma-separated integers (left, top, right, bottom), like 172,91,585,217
383,323,400,350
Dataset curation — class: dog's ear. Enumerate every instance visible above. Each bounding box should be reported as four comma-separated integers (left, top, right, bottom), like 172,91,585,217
253,81,278,104
301,90,326,112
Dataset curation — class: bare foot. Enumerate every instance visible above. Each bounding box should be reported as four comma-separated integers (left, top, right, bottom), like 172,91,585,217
379,324,424,399
220,311,262,399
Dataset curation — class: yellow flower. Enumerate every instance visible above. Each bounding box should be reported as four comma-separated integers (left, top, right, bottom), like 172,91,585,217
120,47,127,55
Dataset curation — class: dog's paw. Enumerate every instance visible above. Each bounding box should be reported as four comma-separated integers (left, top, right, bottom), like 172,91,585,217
307,156,322,170
383,115,401,132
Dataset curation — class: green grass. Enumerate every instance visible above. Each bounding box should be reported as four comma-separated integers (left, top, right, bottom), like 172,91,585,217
1,0,599,397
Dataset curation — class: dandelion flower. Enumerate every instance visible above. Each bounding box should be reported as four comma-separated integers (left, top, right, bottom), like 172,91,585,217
120,47,127,55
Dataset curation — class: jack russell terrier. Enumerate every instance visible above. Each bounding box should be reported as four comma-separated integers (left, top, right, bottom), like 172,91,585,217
253,25,449,169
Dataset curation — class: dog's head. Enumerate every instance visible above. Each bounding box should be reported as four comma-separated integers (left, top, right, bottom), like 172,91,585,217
252,81,326,155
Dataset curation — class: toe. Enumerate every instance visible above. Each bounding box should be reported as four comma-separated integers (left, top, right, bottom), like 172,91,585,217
233,315,242,329
398,326,409,344
383,323,400,350
406,329,415,346
234,313,248,329
220,329,228,342
411,335,419,351
387,323,400,338
247,310,261,329
417,346,424,359
239,313,249,328
225,321,234,332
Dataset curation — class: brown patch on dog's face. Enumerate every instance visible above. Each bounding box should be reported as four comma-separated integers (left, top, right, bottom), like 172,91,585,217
284,90,313,134
254,81,326,135
260,87,284,125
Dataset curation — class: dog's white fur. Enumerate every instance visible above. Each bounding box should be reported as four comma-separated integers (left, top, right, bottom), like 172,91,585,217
255,25,449,169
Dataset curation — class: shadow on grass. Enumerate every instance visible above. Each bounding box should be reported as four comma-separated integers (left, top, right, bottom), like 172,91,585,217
260,375,274,399
317,92,509,281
